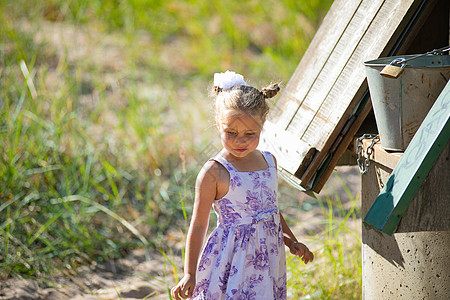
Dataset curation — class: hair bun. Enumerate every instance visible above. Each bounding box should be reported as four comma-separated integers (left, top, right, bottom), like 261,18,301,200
261,83,280,98
214,86,223,95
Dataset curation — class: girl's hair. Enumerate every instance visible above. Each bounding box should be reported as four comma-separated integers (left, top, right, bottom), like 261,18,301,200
213,83,280,122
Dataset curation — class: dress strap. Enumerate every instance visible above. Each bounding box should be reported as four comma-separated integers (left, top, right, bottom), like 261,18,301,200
209,155,236,173
261,151,276,168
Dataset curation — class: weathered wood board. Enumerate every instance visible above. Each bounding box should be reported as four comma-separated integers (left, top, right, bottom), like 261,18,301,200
260,120,312,177
364,81,450,235
260,0,429,191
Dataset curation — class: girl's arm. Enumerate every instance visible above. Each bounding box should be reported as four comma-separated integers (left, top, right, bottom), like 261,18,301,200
280,212,314,264
271,153,314,264
171,162,218,300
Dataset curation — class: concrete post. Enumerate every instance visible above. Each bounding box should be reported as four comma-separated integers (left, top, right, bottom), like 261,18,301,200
361,141,450,299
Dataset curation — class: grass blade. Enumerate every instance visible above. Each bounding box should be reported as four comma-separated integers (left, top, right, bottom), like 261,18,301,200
51,195,149,254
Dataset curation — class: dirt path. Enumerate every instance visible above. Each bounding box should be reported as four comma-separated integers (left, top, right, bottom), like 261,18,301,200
0,247,178,299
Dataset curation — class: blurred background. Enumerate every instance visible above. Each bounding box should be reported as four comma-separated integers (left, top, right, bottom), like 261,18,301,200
0,1,363,299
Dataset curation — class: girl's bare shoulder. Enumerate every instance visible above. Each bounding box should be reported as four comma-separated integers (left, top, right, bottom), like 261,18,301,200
196,159,230,200
196,159,229,185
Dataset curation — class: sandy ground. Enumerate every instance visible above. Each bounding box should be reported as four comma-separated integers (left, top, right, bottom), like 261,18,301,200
0,247,175,300
0,166,361,300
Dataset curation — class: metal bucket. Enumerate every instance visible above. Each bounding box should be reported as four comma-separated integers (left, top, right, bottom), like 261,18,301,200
364,55,450,151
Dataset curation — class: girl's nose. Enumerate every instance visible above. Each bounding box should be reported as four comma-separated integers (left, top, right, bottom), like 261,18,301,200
236,135,246,144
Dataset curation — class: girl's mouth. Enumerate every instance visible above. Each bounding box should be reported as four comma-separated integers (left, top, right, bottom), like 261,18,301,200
235,148,247,152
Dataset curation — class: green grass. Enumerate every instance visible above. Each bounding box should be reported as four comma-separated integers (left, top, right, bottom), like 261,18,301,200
0,9,198,276
0,1,363,298
285,178,362,299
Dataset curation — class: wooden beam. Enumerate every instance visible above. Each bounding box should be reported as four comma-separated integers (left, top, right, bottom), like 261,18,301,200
361,140,403,171
313,95,373,192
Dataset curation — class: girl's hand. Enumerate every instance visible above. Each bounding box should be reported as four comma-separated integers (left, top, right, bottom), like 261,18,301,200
171,273,196,300
290,241,314,264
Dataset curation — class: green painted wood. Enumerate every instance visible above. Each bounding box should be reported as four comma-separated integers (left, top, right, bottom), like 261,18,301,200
364,80,450,235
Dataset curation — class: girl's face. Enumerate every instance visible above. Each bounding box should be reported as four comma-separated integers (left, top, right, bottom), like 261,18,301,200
217,111,263,159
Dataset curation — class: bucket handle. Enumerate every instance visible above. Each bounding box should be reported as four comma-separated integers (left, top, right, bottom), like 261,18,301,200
390,45,450,66
380,45,450,78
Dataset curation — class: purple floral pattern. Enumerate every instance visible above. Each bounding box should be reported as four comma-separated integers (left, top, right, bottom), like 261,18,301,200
216,198,242,224
192,151,287,300
219,263,238,292
245,241,270,271
230,174,242,191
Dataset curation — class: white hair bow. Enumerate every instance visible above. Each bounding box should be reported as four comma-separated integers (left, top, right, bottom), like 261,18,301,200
213,71,248,90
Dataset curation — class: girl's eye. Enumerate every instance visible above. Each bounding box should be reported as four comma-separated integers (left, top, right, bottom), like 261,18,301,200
226,131,236,135
246,132,256,136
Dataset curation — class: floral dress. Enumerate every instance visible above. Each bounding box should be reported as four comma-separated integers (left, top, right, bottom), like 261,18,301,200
192,151,287,300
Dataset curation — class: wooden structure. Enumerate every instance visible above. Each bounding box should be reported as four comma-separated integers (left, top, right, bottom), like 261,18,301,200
260,0,449,193
260,0,450,298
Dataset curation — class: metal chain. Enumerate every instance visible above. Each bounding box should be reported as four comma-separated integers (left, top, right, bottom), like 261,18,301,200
356,134,380,174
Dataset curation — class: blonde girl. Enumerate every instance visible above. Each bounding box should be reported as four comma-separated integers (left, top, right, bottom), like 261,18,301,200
171,71,314,300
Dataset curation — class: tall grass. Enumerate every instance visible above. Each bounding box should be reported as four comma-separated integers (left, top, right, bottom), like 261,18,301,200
1,0,332,82
0,18,196,277
0,0,337,288
285,177,362,299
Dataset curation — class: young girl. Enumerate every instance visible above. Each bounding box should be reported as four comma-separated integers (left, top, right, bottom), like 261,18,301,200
171,71,314,300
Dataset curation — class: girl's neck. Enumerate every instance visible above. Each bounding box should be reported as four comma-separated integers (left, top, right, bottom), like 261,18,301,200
220,149,268,172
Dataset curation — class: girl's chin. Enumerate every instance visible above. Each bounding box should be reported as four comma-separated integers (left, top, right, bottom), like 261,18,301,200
234,149,247,153
230,149,255,158
222,148,256,158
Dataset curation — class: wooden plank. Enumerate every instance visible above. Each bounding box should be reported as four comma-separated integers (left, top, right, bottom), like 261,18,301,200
269,0,363,129
286,0,385,137
301,0,416,150
395,141,450,232
361,140,403,171
364,81,450,235
299,84,370,182
259,120,312,175
313,97,373,192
